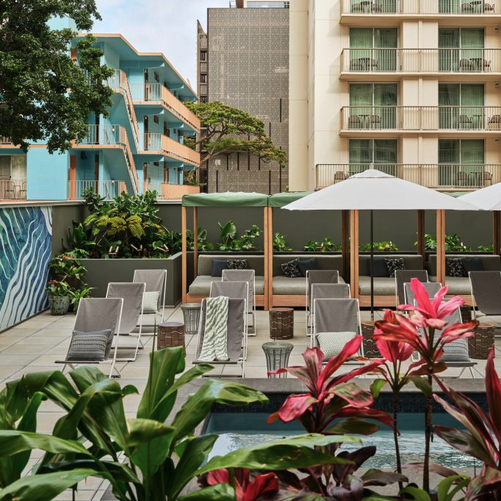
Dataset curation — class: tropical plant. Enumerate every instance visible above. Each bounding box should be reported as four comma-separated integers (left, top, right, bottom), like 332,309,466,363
217,222,261,251
273,232,292,252
218,220,238,251
361,241,399,252
46,280,71,297
478,244,494,253
304,238,341,252
239,225,261,251
68,286,93,312
186,227,214,252
49,253,86,283
419,234,472,253
374,278,478,491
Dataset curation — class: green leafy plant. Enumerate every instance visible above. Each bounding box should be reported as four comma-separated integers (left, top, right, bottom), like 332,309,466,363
49,253,86,283
218,220,238,251
69,286,93,312
238,225,261,251
46,280,71,297
361,241,399,252
273,232,292,252
419,234,472,253
186,227,214,252
217,222,261,251
304,237,342,252
478,244,493,252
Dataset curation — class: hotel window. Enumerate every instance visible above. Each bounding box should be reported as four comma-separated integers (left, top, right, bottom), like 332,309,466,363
438,139,484,186
349,139,398,176
438,83,484,129
200,51,207,62
439,28,484,72
349,28,397,72
349,83,397,129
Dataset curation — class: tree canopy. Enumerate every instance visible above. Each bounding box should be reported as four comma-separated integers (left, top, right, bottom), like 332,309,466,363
184,101,288,169
0,0,113,153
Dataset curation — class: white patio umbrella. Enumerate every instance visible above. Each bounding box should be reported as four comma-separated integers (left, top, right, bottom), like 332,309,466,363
283,169,478,315
460,183,501,210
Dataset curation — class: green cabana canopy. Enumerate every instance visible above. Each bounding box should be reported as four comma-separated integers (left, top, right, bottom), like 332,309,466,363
182,192,269,207
268,192,312,208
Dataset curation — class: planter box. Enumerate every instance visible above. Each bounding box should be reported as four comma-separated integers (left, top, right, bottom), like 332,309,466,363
161,184,200,200
81,252,182,307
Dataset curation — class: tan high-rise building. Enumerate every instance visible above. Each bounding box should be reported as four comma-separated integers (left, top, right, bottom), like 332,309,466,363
290,1,501,192
197,3,289,193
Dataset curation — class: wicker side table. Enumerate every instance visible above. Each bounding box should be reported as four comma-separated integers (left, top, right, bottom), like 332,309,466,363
158,322,185,354
262,341,294,378
361,321,382,358
181,303,201,335
468,322,495,359
269,308,294,339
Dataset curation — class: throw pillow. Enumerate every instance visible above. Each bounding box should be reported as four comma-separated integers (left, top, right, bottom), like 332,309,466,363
316,331,358,360
446,257,467,278
440,338,471,363
211,259,228,277
66,329,113,362
297,257,319,277
142,291,160,314
227,259,248,270
281,259,302,278
370,257,389,277
462,257,484,273
384,257,406,278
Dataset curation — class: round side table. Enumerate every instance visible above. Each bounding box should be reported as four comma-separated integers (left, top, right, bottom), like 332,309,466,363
262,341,294,378
158,322,185,354
181,303,201,335
269,308,294,339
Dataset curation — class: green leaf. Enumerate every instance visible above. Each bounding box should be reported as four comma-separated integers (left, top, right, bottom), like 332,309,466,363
324,418,380,436
0,469,97,501
400,486,432,501
370,379,387,399
179,483,235,501
408,376,432,397
436,475,470,501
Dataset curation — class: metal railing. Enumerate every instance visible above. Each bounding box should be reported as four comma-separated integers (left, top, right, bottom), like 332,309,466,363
315,164,501,190
341,48,500,73
1,137,12,144
342,0,500,14
142,133,200,166
129,82,200,132
0,179,27,199
69,180,127,200
341,106,501,131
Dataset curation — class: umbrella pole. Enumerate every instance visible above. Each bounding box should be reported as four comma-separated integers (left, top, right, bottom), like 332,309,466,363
371,210,374,320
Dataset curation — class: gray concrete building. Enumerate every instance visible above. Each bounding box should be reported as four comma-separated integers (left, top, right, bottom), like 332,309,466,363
197,3,289,193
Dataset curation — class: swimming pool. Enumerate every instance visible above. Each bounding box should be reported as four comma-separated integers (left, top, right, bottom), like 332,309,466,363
206,412,480,469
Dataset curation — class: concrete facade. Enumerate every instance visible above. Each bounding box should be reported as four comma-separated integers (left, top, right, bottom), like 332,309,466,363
289,1,501,192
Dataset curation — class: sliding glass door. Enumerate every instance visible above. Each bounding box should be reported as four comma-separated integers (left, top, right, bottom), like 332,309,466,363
350,28,397,72
438,139,484,186
349,139,398,175
439,84,484,128
349,83,397,129
439,28,484,72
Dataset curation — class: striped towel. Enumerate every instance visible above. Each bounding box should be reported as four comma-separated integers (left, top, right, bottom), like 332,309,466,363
199,296,230,361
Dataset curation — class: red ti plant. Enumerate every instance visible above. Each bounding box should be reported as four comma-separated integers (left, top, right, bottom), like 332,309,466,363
434,347,501,500
374,278,478,492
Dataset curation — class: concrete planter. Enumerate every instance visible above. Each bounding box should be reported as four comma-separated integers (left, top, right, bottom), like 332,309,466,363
49,296,71,315
81,252,182,307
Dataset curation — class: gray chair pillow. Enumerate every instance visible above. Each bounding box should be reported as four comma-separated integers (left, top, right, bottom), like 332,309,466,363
142,291,160,313
316,331,357,360
66,329,113,362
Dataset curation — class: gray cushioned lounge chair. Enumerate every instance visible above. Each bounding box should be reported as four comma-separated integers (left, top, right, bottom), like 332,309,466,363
106,282,145,362
194,297,247,378
469,271,501,328
133,269,167,322
306,270,340,335
57,297,124,378
222,269,257,335
395,270,429,307
403,281,442,306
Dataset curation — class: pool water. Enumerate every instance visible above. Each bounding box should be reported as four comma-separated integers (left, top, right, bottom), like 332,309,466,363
206,412,480,469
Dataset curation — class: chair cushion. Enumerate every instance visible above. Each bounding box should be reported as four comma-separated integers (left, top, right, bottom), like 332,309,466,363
316,331,357,360
359,277,396,296
430,276,472,295
190,276,265,295
441,338,471,363
142,291,159,314
281,259,302,278
298,258,319,277
446,257,467,277
384,257,405,278
212,259,228,277
66,329,113,362
370,257,389,277
272,276,306,294
462,257,484,273
227,259,248,270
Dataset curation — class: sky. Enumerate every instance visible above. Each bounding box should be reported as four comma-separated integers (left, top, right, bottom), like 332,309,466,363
94,0,229,88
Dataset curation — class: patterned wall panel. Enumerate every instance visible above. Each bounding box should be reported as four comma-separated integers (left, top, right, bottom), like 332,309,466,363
0,206,52,331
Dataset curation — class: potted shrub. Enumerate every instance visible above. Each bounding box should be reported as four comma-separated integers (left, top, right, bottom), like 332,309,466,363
46,280,71,315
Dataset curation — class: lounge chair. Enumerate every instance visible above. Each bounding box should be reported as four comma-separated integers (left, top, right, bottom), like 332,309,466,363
133,269,167,323
469,271,501,328
312,298,363,361
404,281,442,305
395,270,429,306
306,270,340,335
193,297,247,378
56,298,123,378
106,282,145,361
309,284,351,335
222,269,257,335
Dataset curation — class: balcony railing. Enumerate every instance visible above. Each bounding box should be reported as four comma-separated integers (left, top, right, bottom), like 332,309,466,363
341,106,501,131
129,83,200,132
342,0,500,14
316,164,500,190
68,180,126,201
142,133,200,166
0,179,27,200
341,48,500,73
1,137,12,145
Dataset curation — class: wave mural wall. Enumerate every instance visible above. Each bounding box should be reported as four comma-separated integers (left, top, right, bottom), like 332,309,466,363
0,206,52,331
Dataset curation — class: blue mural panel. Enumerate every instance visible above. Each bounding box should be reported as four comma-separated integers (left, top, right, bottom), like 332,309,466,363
0,207,52,331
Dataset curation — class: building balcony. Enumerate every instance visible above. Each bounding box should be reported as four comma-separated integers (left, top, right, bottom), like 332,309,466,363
160,183,200,200
341,48,501,81
68,180,127,201
142,133,200,167
340,0,501,25
0,179,27,200
315,163,499,191
130,83,200,133
340,106,501,135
